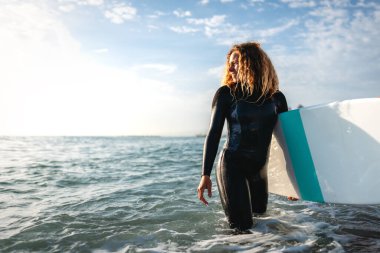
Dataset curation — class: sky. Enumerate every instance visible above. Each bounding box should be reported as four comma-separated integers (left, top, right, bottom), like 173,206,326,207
0,0,379,136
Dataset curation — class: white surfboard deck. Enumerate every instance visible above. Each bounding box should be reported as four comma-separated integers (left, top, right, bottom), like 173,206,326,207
268,98,380,204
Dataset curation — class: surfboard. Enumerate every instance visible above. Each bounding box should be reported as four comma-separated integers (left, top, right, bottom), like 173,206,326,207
268,98,380,204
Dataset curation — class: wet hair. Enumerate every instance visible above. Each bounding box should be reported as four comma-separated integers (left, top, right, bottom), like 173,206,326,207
222,42,279,101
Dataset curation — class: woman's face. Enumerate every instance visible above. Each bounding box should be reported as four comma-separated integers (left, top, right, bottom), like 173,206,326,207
228,51,239,82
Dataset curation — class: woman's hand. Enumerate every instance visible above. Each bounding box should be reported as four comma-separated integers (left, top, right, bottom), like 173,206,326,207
197,175,212,206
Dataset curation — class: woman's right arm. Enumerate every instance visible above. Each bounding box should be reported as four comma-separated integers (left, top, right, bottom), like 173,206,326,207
201,86,229,176
197,86,229,205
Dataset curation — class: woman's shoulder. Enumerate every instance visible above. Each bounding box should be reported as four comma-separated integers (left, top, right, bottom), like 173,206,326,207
212,85,233,107
271,90,288,113
216,85,231,94
271,90,287,103
214,85,232,98
272,90,286,99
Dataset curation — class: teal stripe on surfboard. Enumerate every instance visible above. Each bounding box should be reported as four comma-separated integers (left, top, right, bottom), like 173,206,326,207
279,110,324,203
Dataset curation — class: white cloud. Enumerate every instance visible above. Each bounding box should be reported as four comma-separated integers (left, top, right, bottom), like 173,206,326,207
205,26,223,37
271,2,380,106
320,0,351,8
79,0,103,6
280,0,316,8
221,0,234,3
212,24,253,45
187,15,226,27
199,0,209,5
356,0,379,8
208,65,224,79
0,1,81,68
0,1,208,136
59,4,76,12
131,64,177,74
172,21,251,45
104,3,137,24
57,0,103,12
246,0,265,6
257,19,299,38
147,24,159,31
170,26,199,34
94,48,109,54
171,7,297,44
181,15,229,38
148,11,167,19
169,12,254,44
309,6,347,21
173,9,192,18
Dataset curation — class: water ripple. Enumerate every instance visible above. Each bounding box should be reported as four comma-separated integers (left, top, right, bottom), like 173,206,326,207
1,137,380,252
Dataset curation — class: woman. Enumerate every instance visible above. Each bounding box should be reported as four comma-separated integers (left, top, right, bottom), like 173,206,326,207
197,42,288,231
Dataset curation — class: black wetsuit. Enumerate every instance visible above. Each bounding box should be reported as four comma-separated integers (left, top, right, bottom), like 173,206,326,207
201,85,288,231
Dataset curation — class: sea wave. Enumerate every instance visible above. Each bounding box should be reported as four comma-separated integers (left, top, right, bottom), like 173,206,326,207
0,137,379,252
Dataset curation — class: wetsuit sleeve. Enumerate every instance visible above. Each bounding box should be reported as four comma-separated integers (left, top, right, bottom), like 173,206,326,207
201,86,230,176
274,91,288,114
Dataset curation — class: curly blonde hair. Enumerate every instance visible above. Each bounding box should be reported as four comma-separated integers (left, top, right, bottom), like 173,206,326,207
222,42,279,100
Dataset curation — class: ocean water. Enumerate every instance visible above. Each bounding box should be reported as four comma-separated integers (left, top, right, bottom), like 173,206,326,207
1,136,380,253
